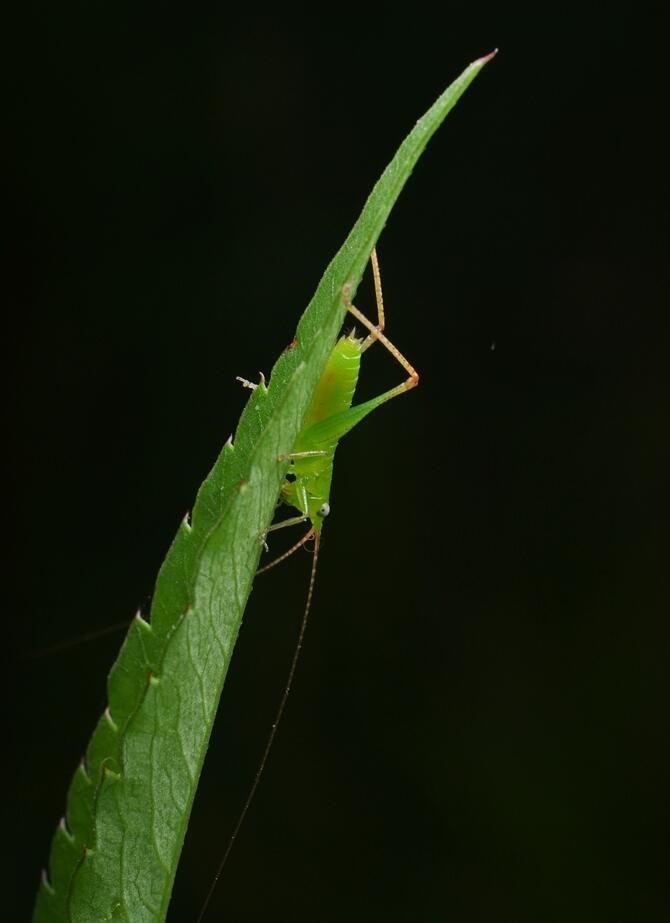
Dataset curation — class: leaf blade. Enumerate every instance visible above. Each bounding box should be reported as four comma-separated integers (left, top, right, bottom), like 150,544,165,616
34,51,495,923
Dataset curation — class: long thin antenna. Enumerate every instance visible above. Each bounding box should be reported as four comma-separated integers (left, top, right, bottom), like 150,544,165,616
195,531,322,923
23,618,132,660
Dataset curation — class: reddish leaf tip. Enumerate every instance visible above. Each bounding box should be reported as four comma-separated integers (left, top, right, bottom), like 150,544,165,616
475,48,498,66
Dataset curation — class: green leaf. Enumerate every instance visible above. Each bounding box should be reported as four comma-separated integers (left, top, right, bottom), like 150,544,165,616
34,51,495,923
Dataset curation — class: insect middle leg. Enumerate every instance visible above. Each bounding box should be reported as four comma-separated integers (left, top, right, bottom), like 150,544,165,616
256,525,315,573
259,514,308,552
259,479,311,548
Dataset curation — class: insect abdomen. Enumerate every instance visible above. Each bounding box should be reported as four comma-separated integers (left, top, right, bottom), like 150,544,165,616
300,334,362,433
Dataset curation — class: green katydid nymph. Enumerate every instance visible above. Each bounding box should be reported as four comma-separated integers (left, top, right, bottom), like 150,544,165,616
197,246,417,920
261,245,418,564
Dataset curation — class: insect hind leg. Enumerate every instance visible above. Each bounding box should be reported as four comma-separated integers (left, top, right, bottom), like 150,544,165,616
361,247,386,348
343,248,419,394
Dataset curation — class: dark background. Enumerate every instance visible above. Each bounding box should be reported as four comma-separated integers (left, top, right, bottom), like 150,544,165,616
6,4,669,921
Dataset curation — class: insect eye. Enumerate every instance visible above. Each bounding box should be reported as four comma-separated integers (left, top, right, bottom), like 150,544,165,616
317,502,330,518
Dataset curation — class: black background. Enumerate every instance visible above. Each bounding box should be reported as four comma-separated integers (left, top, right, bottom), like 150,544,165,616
7,4,670,921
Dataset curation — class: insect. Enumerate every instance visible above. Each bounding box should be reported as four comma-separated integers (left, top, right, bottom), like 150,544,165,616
196,246,418,920
259,247,417,559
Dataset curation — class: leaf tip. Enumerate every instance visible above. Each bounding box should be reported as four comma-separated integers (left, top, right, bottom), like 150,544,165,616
474,48,498,67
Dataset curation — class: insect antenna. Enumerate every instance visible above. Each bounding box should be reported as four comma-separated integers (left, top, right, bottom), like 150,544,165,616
22,618,132,660
195,530,322,923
